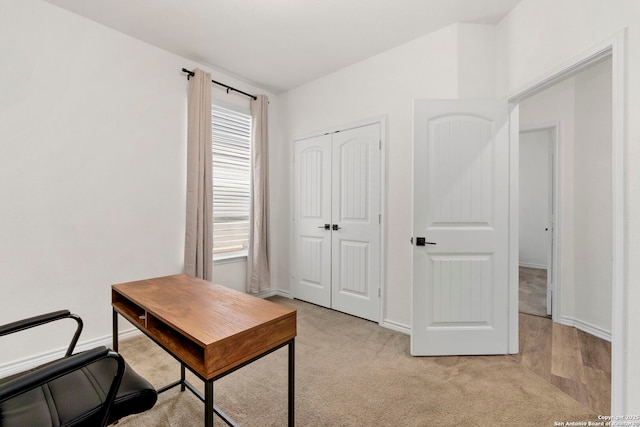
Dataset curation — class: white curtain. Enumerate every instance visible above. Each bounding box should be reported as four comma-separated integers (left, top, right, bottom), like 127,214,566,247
184,68,213,281
247,95,270,293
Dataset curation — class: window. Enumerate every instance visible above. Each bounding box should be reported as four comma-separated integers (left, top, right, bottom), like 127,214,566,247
212,104,251,258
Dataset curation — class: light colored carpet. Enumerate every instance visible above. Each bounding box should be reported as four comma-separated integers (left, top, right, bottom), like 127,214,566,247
519,267,549,317
117,296,597,426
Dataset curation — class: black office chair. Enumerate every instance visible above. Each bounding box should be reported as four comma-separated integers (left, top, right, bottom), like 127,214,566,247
0,310,157,426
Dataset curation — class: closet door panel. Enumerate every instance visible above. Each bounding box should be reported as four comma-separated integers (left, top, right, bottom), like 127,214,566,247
293,134,332,308
331,124,381,322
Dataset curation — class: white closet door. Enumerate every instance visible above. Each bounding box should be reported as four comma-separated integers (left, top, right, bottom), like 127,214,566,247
331,124,381,322
293,134,332,307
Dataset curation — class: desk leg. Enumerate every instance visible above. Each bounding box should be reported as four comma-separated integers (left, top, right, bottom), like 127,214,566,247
289,339,295,426
112,309,119,352
205,380,214,427
181,364,186,392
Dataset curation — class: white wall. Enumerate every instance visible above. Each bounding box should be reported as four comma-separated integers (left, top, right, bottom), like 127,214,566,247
0,0,275,368
519,129,550,269
213,258,247,293
498,0,639,411
457,24,497,98
276,23,496,330
573,59,613,334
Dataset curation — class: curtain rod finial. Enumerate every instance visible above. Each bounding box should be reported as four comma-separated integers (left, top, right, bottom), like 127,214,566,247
182,68,195,79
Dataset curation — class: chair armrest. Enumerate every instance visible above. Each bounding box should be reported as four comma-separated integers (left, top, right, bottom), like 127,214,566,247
0,310,83,357
0,346,125,426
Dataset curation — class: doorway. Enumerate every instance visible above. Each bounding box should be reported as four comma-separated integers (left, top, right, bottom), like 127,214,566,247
519,126,555,318
514,53,615,413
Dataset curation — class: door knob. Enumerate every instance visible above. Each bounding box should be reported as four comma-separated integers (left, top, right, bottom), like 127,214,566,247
318,224,330,230
332,224,341,231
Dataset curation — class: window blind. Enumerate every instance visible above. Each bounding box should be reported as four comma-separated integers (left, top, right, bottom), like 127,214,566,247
212,105,251,255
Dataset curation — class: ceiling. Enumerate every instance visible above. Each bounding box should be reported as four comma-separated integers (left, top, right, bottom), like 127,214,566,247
43,0,522,94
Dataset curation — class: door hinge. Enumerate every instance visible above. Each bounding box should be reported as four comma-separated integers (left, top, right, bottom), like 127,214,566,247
379,140,382,150
378,214,381,224
378,288,381,297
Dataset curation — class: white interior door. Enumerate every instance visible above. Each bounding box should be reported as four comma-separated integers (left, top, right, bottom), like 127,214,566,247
411,100,511,356
294,134,332,307
331,124,381,322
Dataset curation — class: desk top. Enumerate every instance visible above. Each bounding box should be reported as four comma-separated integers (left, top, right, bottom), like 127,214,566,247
112,274,296,379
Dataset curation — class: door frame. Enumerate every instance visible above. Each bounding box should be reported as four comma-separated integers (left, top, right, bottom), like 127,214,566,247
519,123,560,319
290,116,387,326
507,30,627,414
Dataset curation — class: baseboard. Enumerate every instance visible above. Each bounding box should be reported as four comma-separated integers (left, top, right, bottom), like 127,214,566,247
383,316,611,341
381,319,411,335
118,327,143,342
557,316,612,342
256,289,291,299
519,262,548,270
274,290,292,298
0,327,142,378
265,291,409,334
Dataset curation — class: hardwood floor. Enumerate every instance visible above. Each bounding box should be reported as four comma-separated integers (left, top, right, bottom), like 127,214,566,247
519,267,549,317
512,313,611,415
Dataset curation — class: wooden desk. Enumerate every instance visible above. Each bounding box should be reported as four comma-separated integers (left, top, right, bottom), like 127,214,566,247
111,274,296,426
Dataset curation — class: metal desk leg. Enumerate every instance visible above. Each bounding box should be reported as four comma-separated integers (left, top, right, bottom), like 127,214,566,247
205,380,214,427
112,309,119,352
289,339,295,426
181,365,186,392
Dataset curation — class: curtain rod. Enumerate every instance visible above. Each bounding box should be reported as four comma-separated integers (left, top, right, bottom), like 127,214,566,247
182,68,257,100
